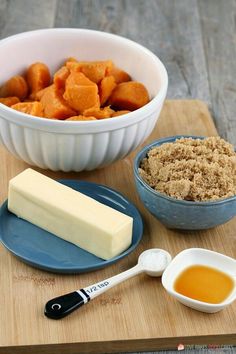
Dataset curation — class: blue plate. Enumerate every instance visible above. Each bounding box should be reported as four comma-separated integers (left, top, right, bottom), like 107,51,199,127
0,180,143,273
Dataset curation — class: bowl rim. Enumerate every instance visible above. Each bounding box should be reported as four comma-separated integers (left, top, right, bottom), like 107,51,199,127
0,28,168,131
134,134,236,206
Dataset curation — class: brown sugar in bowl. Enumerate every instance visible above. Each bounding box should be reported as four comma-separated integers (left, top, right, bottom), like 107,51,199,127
134,135,236,230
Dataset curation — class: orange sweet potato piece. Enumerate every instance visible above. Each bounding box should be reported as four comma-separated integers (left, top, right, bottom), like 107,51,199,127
11,102,44,117
53,66,70,89
64,57,78,65
80,61,113,83
112,110,130,117
64,72,99,113
40,85,76,119
107,66,131,84
83,106,114,119
35,85,53,101
34,87,48,101
99,76,116,106
0,97,20,106
0,75,28,100
66,115,97,121
66,71,96,86
109,82,149,111
66,60,113,84
64,86,99,113
65,61,80,71
26,62,51,100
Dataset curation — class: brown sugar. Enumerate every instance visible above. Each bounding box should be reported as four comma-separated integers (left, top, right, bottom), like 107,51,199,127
139,137,236,201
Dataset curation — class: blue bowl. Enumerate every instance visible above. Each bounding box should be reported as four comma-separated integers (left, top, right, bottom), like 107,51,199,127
134,135,236,230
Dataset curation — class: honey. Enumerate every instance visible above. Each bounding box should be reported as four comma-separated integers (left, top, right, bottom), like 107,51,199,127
174,265,234,304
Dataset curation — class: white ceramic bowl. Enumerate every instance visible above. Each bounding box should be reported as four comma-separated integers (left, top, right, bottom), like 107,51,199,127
0,28,168,171
162,248,236,313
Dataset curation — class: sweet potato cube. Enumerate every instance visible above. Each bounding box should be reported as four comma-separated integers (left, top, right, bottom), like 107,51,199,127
80,61,113,83
107,66,131,84
0,75,28,100
26,62,51,100
54,66,70,89
99,76,116,106
66,72,96,87
64,57,78,65
65,61,81,72
35,86,50,101
66,115,97,121
11,102,44,117
66,60,113,84
109,82,149,111
40,85,76,119
112,110,130,117
0,97,20,107
53,66,70,89
64,72,99,113
64,85,99,113
83,106,114,119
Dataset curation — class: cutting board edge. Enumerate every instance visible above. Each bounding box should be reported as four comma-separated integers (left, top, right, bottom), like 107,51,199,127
1,333,236,354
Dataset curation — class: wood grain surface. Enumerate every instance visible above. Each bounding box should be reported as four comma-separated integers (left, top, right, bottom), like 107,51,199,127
0,100,235,354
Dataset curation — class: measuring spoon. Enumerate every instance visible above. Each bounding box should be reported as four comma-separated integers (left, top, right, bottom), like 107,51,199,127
44,248,172,319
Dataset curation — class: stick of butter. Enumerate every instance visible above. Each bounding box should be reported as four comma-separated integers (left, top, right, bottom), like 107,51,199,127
8,169,133,260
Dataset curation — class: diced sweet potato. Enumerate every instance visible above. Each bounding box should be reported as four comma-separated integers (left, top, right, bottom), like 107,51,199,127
0,97,20,107
99,76,116,106
53,66,70,89
34,87,47,101
11,102,44,117
80,61,113,83
66,72,96,87
65,61,80,71
0,75,28,100
26,62,51,100
64,72,99,113
40,85,76,119
66,115,97,121
109,82,149,111
0,57,149,122
64,85,99,113
107,66,131,84
83,106,114,119
66,60,113,84
64,57,78,65
112,110,130,117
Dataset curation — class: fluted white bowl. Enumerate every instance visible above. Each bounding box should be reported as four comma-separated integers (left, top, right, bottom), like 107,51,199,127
0,28,168,171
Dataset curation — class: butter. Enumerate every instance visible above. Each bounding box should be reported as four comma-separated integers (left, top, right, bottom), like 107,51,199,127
8,169,133,260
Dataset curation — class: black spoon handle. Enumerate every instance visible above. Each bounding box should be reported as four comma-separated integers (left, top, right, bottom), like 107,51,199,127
44,289,90,319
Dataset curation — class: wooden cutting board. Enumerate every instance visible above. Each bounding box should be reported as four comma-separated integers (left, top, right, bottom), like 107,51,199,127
0,100,235,354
